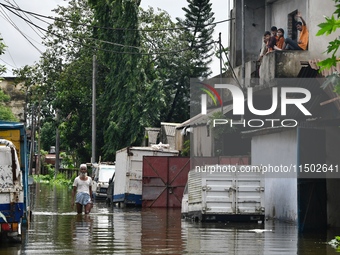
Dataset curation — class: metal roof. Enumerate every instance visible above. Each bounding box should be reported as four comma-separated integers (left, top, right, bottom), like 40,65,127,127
176,104,233,129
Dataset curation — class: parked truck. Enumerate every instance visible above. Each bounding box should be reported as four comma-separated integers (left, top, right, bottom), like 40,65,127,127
0,121,30,242
113,146,179,206
91,162,115,200
182,165,265,223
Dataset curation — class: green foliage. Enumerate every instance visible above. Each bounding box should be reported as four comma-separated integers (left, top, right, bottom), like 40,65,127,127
89,0,167,158
32,166,74,188
14,0,218,162
316,0,340,92
182,139,191,156
0,89,18,121
14,0,95,163
164,0,216,122
177,0,216,78
0,36,17,121
40,121,56,151
328,235,340,251
316,15,340,36
0,36,6,77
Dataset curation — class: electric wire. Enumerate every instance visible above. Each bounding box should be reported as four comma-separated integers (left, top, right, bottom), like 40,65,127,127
0,35,17,69
0,2,234,33
8,0,46,40
0,58,17,68
0,5,43,54
2,3,214,56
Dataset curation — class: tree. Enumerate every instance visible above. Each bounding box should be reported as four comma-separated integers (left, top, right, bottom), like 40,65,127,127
162,0,216,122
0,37,6,77
139,7,193,122
89,0,165,159
14,0,96,163
0,36,18,121
177,0,216,78
0,89,18,121
316,0,340,93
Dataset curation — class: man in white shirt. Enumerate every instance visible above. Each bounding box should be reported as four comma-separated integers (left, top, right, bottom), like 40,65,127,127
71,164,93,214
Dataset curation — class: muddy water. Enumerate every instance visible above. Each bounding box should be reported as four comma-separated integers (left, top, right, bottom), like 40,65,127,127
0,183,338,254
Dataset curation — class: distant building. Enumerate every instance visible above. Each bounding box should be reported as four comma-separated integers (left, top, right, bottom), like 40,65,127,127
0,77,26,122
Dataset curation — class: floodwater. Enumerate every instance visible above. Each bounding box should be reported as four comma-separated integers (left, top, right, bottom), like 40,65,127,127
0,183,339,254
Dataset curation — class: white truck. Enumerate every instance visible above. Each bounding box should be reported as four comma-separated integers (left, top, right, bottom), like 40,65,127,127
91,162,115,199
182,165,265,223
113,146,179,206
0,121,30,242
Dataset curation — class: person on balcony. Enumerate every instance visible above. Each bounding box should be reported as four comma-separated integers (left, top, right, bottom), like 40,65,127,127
258,34,268,61
285,12,309,50
274,28,285,50
271,26,278,40
265,31,277,53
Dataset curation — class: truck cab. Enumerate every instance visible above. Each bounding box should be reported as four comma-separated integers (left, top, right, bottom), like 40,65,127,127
0,139,26,242
92,162,115,200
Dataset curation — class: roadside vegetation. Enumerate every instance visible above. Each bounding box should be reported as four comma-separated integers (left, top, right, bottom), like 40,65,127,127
12,0,216,163
317,0,340,249
32,164,76,188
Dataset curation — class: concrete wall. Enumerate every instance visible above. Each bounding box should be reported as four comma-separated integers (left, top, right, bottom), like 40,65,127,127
230,0,337,82
269,0,337,59
251,129,298,222
259,50,310,83
307,0,338,60
0,78,26,122
325,127,340,227
230,0,266,67
192,125,212,157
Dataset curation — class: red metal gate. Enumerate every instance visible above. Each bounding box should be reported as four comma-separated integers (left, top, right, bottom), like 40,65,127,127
142,156,190,208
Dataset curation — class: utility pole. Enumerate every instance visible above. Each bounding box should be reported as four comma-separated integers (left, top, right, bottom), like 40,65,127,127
241,0,245,89
219,32,223,113
29,106,35,175
92,55,97,163
55,109,60,178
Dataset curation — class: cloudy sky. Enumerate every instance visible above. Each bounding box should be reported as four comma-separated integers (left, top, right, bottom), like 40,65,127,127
0,0,232,77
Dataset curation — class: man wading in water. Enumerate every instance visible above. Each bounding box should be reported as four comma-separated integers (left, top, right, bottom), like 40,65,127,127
71,164,93,214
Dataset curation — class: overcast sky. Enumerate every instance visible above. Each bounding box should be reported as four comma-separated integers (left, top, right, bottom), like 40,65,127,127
0,0,232,77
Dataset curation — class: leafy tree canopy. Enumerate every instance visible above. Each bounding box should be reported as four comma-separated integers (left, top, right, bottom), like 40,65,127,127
317,0,340,93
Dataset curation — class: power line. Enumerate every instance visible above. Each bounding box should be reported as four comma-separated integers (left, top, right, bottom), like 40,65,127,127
9,0,46,40
0,5,43,54
0,2,234,33
0,36,17,68
0,58,17,68
2,3,214,56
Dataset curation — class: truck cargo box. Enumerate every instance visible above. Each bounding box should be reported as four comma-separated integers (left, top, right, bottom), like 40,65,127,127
0,121,30,242
113,146,179,206
182,165,265,223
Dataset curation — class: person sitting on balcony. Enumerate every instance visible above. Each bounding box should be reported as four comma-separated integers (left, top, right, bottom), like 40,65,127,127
274,28,285,50
258,34,268,61
271,26,278,40
264,31,277,53
285,12,309,50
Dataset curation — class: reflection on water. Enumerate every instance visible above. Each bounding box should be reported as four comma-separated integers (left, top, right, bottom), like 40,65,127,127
0,183,338,254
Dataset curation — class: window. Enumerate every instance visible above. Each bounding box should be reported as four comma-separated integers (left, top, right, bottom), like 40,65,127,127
287,10,298,41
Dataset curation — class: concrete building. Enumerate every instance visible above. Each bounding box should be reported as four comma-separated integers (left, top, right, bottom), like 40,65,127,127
227,0,340,231
0,77,26,122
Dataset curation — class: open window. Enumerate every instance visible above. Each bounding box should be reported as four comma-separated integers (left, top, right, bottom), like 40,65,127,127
287,10,298,41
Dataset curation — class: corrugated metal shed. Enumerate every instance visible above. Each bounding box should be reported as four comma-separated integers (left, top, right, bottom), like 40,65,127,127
176,104,233,129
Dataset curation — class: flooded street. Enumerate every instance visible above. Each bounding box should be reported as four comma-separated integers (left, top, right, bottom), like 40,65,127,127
0,183,339,254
